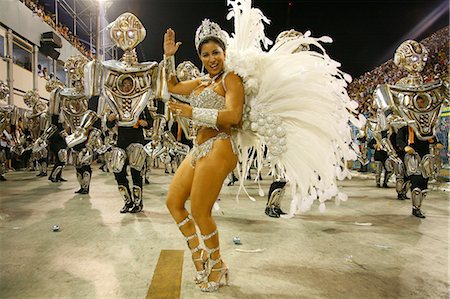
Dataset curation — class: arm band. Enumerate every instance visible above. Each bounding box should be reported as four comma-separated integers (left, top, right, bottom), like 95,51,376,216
164,55,176,81
192,107,219,129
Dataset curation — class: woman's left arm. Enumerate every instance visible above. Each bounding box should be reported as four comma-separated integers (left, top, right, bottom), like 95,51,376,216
216,72,244,127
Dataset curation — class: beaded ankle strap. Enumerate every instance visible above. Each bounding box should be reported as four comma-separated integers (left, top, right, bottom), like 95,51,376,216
208,256,223,270
190,244,202,254
177,214,193,228
201,229,218,241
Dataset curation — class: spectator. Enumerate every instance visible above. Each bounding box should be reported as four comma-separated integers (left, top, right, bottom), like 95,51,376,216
37,64,44,77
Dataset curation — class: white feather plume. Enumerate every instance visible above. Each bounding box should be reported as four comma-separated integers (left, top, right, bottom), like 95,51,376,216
224,0,361,215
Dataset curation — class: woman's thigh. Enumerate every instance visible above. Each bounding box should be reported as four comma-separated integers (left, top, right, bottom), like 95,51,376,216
190,139,237,214
166,154,195,210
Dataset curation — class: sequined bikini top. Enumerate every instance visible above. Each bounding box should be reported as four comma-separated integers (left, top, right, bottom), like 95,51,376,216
189,72,227,110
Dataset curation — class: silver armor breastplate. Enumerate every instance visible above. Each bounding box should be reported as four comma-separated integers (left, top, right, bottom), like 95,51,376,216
60,89,88,132
102,60,158,127
389,80,444,141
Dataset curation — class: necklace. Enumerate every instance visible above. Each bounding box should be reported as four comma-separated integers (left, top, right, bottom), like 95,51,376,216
201,70,225,86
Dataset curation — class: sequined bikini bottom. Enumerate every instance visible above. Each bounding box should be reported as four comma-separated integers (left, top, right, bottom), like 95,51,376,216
190,132,238,167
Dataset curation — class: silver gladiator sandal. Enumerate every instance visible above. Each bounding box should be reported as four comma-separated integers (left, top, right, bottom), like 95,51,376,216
177,214,208,284
200,230,229,292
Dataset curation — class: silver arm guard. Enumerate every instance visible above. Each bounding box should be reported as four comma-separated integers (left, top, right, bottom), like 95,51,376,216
85,128,107,153
84,60,103,98
376,109,389,132
65,111,99,148
10,106,19,127
153,56,172,102
33,124,57,152
163,131,190,156
177,117,195,140
164,55,176,81
192,108,218,129
151,114,166,144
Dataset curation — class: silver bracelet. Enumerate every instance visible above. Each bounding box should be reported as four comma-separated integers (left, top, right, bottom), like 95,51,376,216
164,55,176,80
192,107,218,129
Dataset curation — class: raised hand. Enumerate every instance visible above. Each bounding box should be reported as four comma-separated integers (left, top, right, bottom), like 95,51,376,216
164,28,182,56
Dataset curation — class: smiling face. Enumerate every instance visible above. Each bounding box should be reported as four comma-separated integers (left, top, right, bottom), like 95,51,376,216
199,40,226,77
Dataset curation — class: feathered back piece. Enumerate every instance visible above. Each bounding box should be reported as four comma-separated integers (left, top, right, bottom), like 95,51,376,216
223,0,365,216
226,0,272,51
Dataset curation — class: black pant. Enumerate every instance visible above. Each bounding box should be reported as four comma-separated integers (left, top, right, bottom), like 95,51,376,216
114,159,142,189
409,175,428,191
76,164,92,176
49,139,66,180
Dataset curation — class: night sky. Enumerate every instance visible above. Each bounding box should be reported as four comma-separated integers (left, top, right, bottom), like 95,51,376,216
106,0,448,78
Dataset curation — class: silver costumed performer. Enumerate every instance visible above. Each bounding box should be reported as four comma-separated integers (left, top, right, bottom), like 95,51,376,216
100,13,160,213
374,40,448,218
0,81,19,181
23,90,50,177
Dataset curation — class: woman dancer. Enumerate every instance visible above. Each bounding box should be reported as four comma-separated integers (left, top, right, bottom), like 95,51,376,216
164,21,244,292
163,0,360,293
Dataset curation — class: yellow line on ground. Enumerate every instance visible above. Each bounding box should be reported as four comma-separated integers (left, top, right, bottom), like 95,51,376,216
146,250,184,299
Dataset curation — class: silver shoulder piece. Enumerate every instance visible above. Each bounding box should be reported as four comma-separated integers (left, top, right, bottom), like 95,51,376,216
84,59,103,98
176,61,201,82
151,114,166,144
374,84,393,112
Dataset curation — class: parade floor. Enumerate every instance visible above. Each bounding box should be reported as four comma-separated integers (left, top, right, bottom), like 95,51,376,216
0,166,449,299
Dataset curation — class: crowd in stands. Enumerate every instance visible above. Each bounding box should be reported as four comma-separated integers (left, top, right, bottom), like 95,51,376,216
347,26,449,114
22,0,94,59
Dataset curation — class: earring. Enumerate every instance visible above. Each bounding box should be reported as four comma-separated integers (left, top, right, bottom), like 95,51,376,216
201,64,205,75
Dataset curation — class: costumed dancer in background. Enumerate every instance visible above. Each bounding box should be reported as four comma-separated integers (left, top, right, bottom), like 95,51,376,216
367,117,392,188
100,13,159,213
374,40,447,218
40,77,67,183
0,81,19,181
62,55,104,195
23,90,49,177
356,123,370,172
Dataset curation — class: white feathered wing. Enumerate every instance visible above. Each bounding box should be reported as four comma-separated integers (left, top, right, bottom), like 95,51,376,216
225,0,364,216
